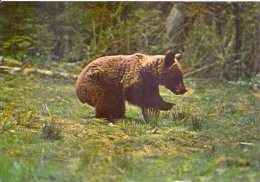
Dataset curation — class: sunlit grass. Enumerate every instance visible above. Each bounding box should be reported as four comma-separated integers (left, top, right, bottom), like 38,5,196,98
0,73,260,181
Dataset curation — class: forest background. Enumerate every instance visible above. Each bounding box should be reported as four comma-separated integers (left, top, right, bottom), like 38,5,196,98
1,2,260,80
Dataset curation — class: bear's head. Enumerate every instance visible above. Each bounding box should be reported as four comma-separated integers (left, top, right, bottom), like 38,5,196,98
160,50,187,95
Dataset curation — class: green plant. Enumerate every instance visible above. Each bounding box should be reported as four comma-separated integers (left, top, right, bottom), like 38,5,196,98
0,111,12,133
143,108,160,127
120,120,148,136
42,121,62,141
16,110,35,126
164,105,193,122
191,115,203,131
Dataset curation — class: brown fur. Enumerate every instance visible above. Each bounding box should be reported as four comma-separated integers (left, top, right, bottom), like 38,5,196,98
76,51,187,122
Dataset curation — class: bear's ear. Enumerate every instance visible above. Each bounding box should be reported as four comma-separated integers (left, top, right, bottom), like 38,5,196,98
175,53,181,62
164,50,176,68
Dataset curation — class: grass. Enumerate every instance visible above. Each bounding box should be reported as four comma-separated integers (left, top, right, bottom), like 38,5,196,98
0,73,260,181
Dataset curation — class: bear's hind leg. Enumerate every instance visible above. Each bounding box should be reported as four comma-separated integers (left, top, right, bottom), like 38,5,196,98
95,95,125,122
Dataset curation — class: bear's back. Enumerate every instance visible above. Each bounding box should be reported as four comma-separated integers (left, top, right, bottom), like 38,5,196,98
81,54,149,80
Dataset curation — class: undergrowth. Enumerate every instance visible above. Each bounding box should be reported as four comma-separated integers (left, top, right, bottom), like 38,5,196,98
0,73,260,181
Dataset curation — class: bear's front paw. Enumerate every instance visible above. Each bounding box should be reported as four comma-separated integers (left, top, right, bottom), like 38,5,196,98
161,102,174,111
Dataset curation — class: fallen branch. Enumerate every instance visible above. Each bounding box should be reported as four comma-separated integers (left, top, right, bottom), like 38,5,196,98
1,65,78,80
0,66,22,74
23,68,78,79
239,142,255,146
0,56,79,79
1,66,79,79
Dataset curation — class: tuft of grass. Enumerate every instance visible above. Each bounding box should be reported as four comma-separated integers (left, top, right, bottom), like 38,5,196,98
143,107,160,127
164,104,193,122
191,115,203,131
16,110,35,127
42,121,62,141
120,120,148,136
0,111,12,133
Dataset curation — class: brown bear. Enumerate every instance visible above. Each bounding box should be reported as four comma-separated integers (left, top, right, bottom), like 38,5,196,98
76,50,187,122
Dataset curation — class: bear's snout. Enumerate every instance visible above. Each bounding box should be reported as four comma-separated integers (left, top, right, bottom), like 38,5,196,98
175,82,187,95
175,88,187,95
166,83,187,95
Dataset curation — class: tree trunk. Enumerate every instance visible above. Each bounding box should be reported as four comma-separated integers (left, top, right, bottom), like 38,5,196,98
253,4,260,75
233,3,243,79
223,3,243,81
163,3,197,52
233,3,243,61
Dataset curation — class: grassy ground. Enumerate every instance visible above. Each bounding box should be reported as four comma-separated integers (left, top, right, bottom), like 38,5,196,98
0,72,260,182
